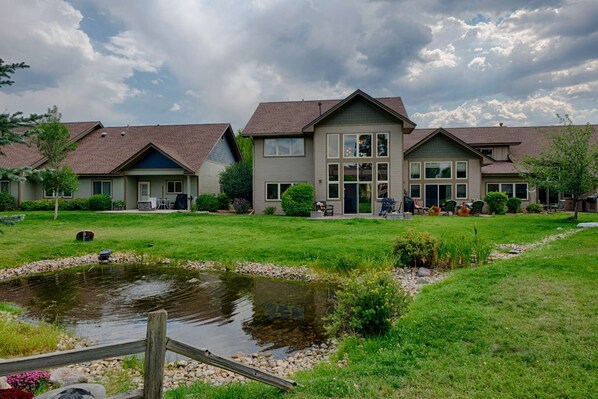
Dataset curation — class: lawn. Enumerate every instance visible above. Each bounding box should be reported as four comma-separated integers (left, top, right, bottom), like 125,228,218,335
2,211,597,269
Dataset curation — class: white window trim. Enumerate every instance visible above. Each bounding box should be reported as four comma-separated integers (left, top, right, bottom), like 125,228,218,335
456,183,468,199
265,182,298,201
343,162,373,183
424,161,453,180
264,138,305,157
376,132,390,158
485,182,529,200
409,162,421,179
327,163,340,200
166,180,183,194
44,189,73,199
343,133,373,159
410,184,421,199
514,183,529,200
376,162,389,200
456,161,468,179
0,180,10,194
92,180,112,197
327,134,339,159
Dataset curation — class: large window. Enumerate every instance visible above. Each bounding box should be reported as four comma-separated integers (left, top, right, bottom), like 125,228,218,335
266,182,297,200
264,138,304,157
343,163,372,182
328,163,339,199
343,134,372,158
376,162,388,199
409,162,421,179
327,134,339,158
487,183,528,200
92,180,112,196
456,161,467,179
425,162,452,179
44,188,73,199
410,184,421,198
376,133,389,157
0,181,9,194
167,181,183,194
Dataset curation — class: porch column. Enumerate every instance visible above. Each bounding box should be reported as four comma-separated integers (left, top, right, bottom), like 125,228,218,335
187,175,191,210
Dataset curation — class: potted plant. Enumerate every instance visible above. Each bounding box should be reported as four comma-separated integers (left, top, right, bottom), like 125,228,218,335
428,205,440,216
457,202,470,217
112,200,125,211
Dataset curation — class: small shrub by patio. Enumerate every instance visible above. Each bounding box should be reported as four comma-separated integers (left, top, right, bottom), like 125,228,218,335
196,194,219,212
326,271,409,337
281,183,314,216
232,198,250,214
264,206,276,215
393,228,439,268
88,194,112,211
0,192,17,212
484,191,509,215
20,198,89,211
507,196,522,213
6,371,50,394
217,193,231,210
526,203,543,213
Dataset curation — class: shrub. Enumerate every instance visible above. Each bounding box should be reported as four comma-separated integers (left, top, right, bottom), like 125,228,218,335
195,194,219,212
526,203,543,213
19,198,89,211
219,161,252,202
437,226,492,268
232,198,250,214
0,388,34,399
88,194,112,211
484,191,508,215
217,193,231,210
0,192,17,211
19,199,54,211
6,371,50,393
506,196,522,213
392,228,439,268
264,206,276,215
281,183,314,216
65,198,89,210
326,271,410,337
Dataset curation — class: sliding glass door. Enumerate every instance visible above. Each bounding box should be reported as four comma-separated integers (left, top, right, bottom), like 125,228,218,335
425,184,452,207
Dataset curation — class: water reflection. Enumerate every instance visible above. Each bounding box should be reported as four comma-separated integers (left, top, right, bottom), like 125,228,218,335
0,264,335,358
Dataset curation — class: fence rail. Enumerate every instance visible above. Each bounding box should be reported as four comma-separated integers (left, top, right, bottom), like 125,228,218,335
0,310,296,399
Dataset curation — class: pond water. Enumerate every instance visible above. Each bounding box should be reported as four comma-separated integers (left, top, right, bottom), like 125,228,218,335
0,264,336,358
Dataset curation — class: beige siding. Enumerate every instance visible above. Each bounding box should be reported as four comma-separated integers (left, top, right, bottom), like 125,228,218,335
493,146,510,161
125,176,137,209
253,137,315,215
198,160,226,195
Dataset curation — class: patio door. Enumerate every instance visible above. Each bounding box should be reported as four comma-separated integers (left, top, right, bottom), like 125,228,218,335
425,184,452,207
344,183,357,214
344,183,372,214
138,181,150,201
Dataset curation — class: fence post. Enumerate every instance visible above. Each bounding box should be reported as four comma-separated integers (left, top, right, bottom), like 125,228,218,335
143,310,168,399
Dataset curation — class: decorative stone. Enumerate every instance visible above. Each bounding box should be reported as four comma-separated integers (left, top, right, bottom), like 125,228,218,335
386,213,404,220
509,248,521,254
416,278,428,285
36,384,105,399
0,376,11,389
416,267,431,277
403,212,413,220
577,222,598,228
50,368,88,387
310,211,324,219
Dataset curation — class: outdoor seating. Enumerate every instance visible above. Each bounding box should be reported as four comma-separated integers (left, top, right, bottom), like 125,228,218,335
470,200,484,215
157,198,170,210
315,201,334,216
379,197,396,217
413,199,428,215
443,200,457,214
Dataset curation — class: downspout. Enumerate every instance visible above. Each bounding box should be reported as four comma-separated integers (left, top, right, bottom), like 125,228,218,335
187,175,191,211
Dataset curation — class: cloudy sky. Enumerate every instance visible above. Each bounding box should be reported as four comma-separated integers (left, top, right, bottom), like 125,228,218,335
1,0,597,130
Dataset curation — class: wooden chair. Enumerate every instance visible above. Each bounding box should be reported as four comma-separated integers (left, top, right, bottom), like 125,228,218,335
315,201,334,216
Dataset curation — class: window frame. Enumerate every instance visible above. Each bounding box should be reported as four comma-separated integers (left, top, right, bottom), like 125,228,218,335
0,180,10,194
479,147,493,157
456,161,468,179
44,188,73,199
92,180,112,197
343,133,373,158
265,182,298,201
166,180,183,194
376,162,389,199
327,134,339,159
424,161,452,180
456,183,468,199
410,184,421,199
327,163,340,200
376,132,389,158
263,138,305,157
485,182,529,200
409,162,421,179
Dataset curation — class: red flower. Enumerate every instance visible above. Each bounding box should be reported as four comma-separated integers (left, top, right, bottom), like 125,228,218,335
0,388,34,399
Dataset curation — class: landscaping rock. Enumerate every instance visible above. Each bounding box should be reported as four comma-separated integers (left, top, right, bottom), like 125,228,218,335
416,267,431,277
50,367,88,387
577,222,598,228
36,384,105,399
416,278,428,285
0,376,11,389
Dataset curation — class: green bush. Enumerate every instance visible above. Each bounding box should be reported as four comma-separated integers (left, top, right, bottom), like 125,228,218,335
326,271,410,337
264,206,276,215
506,196,522,213
88,194,112,211
232,198,250,214
66,198,89,210
281,183,314,216
437,226,492,268
20,199,54,211
393,228,439,268
484,191,509,215
217,193,231,210
0,192,17,211
196,194,219,212
526,203,543,213
219,161,252,202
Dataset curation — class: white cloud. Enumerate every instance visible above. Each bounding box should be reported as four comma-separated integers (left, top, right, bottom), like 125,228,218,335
169,103,181,112
468,56,488,71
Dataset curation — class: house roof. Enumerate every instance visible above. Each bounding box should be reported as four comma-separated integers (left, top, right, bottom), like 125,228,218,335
1,122,241,175
243,90,413,136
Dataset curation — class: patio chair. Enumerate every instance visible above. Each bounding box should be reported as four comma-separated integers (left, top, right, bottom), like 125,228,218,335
470,200,484,215
379,197,396,217
443,200,457,214
413,198,428,215
315,201,334,216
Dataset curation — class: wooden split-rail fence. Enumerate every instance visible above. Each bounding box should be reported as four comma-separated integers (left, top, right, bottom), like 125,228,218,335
0,310,296,399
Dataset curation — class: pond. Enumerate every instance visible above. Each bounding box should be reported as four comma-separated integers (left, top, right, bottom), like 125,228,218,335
0,264,336,358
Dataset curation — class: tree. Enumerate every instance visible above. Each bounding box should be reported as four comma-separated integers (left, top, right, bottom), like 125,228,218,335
519,115,598,220
235,129,253,167
219,161,252,203
34,107,78,219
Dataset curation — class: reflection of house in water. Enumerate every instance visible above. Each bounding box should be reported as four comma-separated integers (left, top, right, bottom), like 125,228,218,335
242,279,335,351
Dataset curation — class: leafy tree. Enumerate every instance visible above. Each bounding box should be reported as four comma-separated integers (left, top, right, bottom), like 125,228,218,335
219,161,252,203
34,107,78,219
235,129,253,166
519,116,598,220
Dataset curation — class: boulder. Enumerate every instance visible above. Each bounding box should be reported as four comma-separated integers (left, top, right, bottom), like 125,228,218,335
416,267,431,277
577,222,598,228
36,384,105,399
0,376,11,389
50,367,88,387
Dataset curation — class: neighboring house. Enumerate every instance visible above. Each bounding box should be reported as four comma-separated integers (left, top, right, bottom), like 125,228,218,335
243,89,598,215
0,122,242,209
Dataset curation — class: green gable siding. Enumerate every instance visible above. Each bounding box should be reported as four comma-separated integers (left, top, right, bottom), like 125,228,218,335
318,97,396,126
406,135,474,159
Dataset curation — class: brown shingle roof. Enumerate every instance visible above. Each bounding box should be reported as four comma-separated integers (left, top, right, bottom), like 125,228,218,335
243,94,410,136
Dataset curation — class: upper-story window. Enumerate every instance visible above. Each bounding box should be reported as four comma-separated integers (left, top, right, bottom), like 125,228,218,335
376,133,389,157
409,162,421,179
327,134,339,158
264,138,304,157
343,134,372,158
425,162,452,179
456,161,468,179
480,148,493,157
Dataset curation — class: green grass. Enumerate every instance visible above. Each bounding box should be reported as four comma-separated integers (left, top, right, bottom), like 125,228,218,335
2,211,596,269
166,227,597,398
